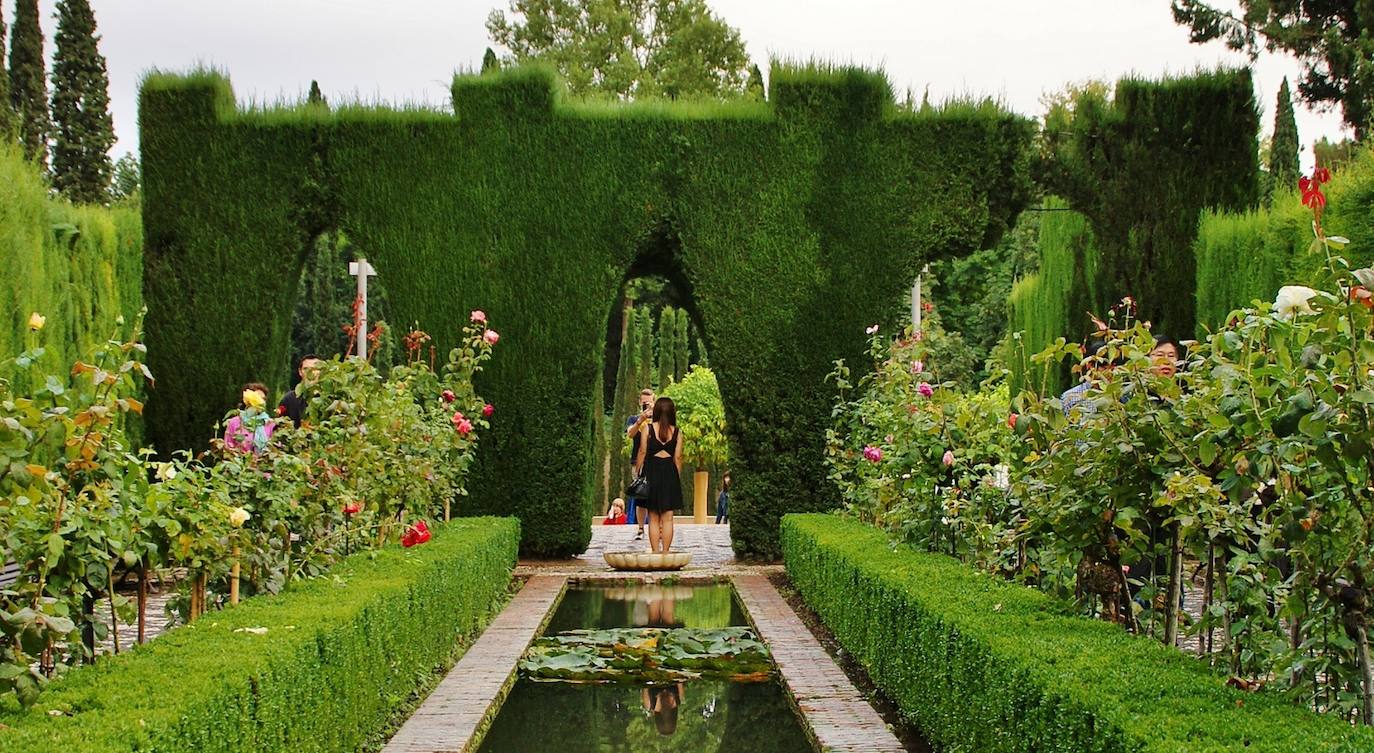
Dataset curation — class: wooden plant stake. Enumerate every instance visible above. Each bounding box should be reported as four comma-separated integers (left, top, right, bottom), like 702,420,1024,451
230,545,241,605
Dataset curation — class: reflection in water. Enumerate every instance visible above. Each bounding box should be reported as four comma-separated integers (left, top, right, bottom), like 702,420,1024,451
544,583,747,633
475,679,813,753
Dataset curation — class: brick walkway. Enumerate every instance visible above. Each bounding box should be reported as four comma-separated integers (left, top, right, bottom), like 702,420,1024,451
733,573,906,753
516,522,781,577
382,575,566,753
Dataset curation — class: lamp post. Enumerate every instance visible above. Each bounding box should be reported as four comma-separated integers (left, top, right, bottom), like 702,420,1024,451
349,258,377,359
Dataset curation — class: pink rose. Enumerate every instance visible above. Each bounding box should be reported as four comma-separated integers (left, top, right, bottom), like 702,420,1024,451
482,403,494,418
942,449,955,467
483,329,500,345
470,310,487,323
917,383,934,398
911,360,924,374
441,389,456,403
862,446,882,463
451,411,466,428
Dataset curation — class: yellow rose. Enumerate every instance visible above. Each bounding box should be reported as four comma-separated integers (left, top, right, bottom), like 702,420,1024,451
242,389,266,411
229,507,251,527
27,312,46,331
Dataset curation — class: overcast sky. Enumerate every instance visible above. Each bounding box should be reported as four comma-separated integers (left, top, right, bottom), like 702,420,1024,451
13,0,1350,169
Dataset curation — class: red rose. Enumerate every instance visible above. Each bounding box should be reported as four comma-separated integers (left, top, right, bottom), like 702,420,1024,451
342,501,362,516
1314,166,1332,184
403,520,432,547
482,403,494,418
441,390,456,403
276,404,287,417
1007,413,1018,429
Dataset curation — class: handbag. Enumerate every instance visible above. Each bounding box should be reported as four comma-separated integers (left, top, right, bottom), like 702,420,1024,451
626,473,650,499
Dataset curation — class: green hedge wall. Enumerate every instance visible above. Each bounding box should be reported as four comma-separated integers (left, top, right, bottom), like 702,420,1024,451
1006,198,1097,396
1040,68,1259,341
139,63,1033,558
781,514,1374,753
1195,145,1374,331
0,518,518,752
0,142,142,378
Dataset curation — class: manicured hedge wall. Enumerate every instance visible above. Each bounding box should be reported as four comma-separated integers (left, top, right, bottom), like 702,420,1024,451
139,64,1033,558
1006,198,1097,396
0,518,519,753
0,142,142,377
781,514,1374,753
1040,68,1259,341
1195,146,1374,331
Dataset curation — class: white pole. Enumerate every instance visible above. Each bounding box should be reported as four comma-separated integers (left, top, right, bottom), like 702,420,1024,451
349,258,375,360
912,263,929,333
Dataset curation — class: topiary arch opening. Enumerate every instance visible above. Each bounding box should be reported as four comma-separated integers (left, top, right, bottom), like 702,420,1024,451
139,63,1033,557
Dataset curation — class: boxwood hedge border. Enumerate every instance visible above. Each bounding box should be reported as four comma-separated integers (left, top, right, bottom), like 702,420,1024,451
781,513,1374,753
0,517,519,753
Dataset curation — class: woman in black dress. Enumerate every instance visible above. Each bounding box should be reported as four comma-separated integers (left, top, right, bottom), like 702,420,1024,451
634,397,684,553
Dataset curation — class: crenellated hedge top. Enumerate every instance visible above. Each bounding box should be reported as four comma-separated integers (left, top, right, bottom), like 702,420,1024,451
138,62,1034,557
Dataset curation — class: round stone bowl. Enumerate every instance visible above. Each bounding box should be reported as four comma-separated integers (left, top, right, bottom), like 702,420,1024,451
604,551,693,571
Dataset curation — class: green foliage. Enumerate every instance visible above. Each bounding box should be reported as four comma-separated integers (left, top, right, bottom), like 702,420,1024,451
655,305,675,389
1195,145,1374,331
825,329,1022,570
672,307,688,382
50,0,115,204
662,365,727,469
289,230,399,369
930,208,1040,386
486,0,750,99
746,63,764,101
108,152,139,202
306,79,326,108
137,63,1033,557
782,514,1374,753
1269,77,1299,196
1171,1,1374,138
1006,198,1098,395
0,9,12,136
0,142,142,381
481,47,500,75
0,518,519,752
1039,69,1260,340
8,0,48,168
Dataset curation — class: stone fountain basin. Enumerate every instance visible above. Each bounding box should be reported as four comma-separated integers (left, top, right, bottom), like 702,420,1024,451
603,551,693,571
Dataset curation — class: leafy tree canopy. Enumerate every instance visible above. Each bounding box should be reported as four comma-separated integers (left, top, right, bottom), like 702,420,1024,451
486,0,751,99
1171,0,1374,137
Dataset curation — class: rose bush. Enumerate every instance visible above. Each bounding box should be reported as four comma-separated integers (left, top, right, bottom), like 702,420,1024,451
0,313,496,706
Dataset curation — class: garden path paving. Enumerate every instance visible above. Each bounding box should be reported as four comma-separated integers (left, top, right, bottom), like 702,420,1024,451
516,521,782,577
382,574,566,753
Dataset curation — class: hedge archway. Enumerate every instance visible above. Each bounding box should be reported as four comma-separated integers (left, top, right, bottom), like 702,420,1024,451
139,64,1032,557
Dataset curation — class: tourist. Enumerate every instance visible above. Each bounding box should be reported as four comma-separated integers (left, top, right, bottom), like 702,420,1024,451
1149,334,1180,378
634,397,684,554
624,388,655,539
224,383,275,454
278,354,323,428
603,498,628,525
1059,336,1108,420
714,473,730,524
642,683,684,736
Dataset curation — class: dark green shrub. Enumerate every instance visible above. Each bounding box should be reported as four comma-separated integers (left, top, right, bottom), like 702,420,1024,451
781,514,1374,753
139,63,1033,557
0,518,518,752
1040,69,1260,341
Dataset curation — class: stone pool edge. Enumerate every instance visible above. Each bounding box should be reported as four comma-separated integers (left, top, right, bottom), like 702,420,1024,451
732,573,906,753
381,575,568,753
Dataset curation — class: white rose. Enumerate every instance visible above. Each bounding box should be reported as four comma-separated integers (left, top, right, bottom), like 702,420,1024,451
229,507,251,527
1274,286,1321,319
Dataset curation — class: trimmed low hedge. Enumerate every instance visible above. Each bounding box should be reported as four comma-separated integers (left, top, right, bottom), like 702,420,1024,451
781,514,1374,753
0,517,519,753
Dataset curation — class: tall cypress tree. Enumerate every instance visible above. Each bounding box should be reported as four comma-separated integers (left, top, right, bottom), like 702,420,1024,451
746,63,765,101
1269,77,1299,193
9,0,49,168
635,307,654,398
51,0,115,202
307,79,327,108
481,47,501,74
655,306,675,389
672,309,689,381
0,10,13,136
